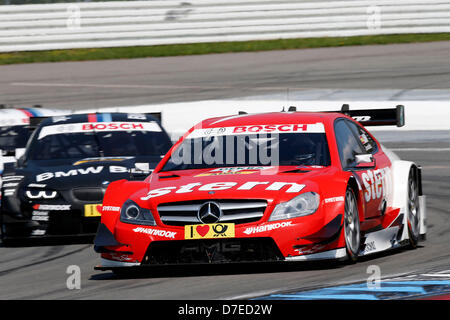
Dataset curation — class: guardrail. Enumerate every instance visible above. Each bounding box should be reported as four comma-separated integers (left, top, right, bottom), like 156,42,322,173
1,0,450,52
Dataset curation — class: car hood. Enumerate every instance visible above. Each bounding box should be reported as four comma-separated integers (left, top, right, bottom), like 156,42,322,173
21,157,160,190
144,166,333,206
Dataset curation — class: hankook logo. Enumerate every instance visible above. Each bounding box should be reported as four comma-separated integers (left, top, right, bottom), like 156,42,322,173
197,202,222,224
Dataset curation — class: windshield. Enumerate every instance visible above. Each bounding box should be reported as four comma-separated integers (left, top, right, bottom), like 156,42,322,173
162,132,330,171
27,125,171,161
0,126,31,153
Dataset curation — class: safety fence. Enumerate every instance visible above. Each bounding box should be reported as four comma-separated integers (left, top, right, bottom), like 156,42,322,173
1,0,450,52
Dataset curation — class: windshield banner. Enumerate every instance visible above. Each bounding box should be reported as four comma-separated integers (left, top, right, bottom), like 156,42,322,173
38,122,161,140
186,123,325,139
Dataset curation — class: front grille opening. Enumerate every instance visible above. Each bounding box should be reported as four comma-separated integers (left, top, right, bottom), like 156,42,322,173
157,199,267,226
72,187,104,202
143,238,284,265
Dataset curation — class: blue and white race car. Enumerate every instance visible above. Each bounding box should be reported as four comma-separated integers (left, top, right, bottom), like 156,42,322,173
0,107,68,196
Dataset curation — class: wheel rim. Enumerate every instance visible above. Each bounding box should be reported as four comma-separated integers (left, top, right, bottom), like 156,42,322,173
344,189,360,256
408,173,420,239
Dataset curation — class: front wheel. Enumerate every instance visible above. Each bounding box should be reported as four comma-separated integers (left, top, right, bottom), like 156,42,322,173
344,187,361,262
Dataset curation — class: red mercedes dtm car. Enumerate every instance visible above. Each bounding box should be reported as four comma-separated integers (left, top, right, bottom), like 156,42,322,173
94,105,426,271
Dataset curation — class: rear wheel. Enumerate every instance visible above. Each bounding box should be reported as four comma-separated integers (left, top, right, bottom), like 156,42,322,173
407,168,420,248
344,187,361,262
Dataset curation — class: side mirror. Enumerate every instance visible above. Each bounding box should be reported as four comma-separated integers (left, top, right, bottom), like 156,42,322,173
16,155,25,168
355,154,376,169
15,148,26,160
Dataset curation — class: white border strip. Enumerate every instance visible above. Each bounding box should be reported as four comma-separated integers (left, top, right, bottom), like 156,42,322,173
285,248,347,261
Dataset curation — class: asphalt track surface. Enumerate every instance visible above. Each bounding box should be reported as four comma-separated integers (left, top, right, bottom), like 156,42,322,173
0,41,450,299
2,41,450,109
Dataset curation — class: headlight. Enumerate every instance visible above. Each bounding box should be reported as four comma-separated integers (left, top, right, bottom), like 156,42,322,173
120,200,156,226
269,192,320,221
25,189,58,199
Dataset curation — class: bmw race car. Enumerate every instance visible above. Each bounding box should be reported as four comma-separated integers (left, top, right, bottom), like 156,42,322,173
94,106,426,270
1,113,172,241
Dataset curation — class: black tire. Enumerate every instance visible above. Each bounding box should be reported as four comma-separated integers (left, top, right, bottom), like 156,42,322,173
407,167,420,248
0,238,19,247
0,219,7,245
344,187,361,263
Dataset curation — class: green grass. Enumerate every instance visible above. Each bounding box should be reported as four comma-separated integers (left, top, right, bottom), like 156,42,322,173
2,33,450,65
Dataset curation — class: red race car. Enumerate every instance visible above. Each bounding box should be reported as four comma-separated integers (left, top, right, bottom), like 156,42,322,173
94,105,426,271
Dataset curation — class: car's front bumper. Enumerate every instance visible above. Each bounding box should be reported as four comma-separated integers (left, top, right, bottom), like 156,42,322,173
1,201,101,239
94,211,346,268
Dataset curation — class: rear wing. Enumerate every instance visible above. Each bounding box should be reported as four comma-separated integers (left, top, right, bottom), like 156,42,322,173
266,104,405,127
339,104,405,127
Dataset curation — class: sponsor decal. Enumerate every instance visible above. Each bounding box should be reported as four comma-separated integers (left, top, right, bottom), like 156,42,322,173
324,196,345,204
295,244,326,255
109,253,133,262
84,204,102,217
127,113,147,120
195,166,271,177
133,227,177,239
352,116,372,122
2,182,19,188
361,167,391,202
2,175,24,182
101,206,120,212
38,121,161,140
31,211,49,222
52,116,70,123
31,229,46,236
28,183,46,188
141,181,305,200
3,189,16,196
363,241,377,254
185,223,235,239
187,123,325,139
32,210,49,215
243,221,292,235
83,123,145,131
73,157,132,165
35,165,129,182
33,204,71,211
32,217,49,221
359,133,369,145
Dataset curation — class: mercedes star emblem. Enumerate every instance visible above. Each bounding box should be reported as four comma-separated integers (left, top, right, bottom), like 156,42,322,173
198,202,222,224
